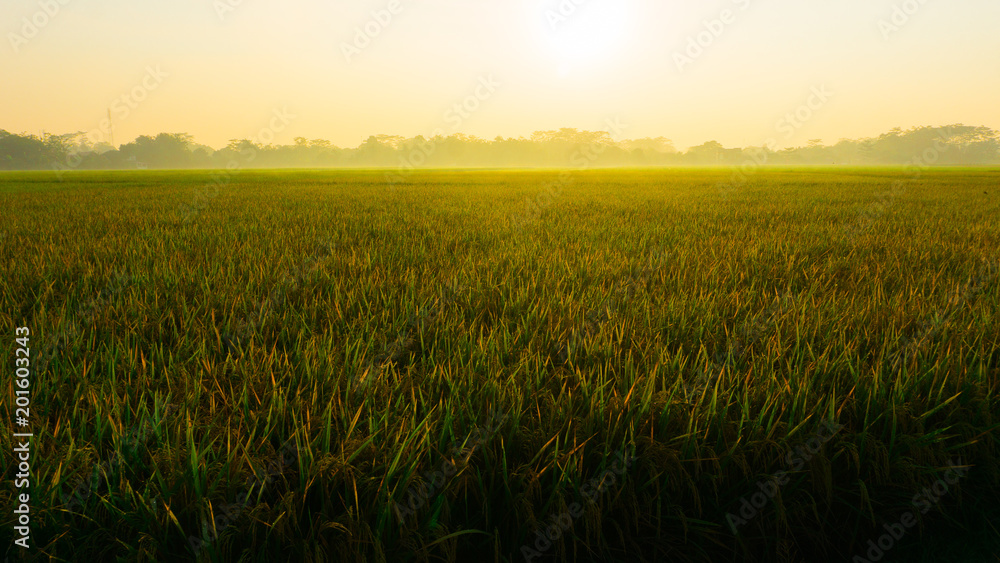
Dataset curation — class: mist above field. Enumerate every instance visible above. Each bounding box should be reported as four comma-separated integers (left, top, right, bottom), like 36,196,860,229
4,2,999,154
2,124,999,172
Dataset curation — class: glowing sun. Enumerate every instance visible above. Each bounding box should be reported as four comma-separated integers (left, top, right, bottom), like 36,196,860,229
539,0,632,76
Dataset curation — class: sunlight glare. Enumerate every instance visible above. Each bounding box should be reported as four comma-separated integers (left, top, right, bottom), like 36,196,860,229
540,0,632,75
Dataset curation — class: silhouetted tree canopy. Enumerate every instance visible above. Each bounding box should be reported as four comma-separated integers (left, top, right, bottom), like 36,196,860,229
2,124,997,172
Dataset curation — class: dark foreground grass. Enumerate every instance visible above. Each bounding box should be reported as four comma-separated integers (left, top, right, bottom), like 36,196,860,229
0,168,998,562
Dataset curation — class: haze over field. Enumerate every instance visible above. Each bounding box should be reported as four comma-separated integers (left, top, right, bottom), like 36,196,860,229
3,167,999,561
3,1,1000,562
2,0,999,152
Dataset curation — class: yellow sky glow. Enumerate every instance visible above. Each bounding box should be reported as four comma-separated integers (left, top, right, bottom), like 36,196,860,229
2,0,999,150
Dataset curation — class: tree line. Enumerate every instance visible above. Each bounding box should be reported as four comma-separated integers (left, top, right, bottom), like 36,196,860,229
1,124,997,172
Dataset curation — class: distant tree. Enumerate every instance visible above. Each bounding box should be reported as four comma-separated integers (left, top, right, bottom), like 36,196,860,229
685,141,726,164
622,137,676,154
119,133,195,168
0,131,47,169
1,124,998,170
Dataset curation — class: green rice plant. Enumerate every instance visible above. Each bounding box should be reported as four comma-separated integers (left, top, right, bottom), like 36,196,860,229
0,167,997,562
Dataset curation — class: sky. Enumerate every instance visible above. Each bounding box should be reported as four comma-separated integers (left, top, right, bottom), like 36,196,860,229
2,0,999,150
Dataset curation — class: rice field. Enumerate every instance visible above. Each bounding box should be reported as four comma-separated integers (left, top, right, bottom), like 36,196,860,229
1,167,998,562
